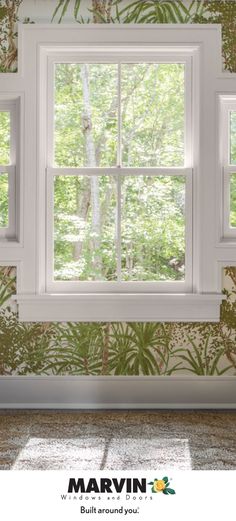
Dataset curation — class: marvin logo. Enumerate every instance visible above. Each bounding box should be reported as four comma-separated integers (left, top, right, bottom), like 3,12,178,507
68,477,176,495
68,478,146,494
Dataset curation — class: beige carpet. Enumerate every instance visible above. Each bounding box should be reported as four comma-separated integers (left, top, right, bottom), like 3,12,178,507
0,410,235,470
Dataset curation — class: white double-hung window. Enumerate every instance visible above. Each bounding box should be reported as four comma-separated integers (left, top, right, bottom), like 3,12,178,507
47,53,192,292
14,24,226,321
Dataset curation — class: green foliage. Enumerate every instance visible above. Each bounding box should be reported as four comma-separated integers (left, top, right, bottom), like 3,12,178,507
221,290,236,330
229,178,236,229
0,112,10,226
0,267,16,307
55,63,117,167
0,7,8,22
176,331,232,375
121,176,185,281
51,0,207,25
118,0,202,24
0,111,10,164
196,1,236,72
43,322,105,375
108,322,181,375
0,311,57,375
121,63,185,167
0,266,236,375
109,322,163,375
0,0,22,72
52,0,81,23
54,175,117,281
0,174,8,228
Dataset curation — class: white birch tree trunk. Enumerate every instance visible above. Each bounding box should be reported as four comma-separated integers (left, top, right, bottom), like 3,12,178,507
80,63,101,274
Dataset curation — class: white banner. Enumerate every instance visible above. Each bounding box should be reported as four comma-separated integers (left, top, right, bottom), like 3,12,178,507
0,470,234,521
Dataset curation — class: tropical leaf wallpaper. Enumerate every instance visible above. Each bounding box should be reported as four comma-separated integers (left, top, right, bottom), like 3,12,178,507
0,266,236,376
1,1,236,73
0,0,236,376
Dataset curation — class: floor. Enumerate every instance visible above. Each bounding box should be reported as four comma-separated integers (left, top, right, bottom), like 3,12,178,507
0,410,235,470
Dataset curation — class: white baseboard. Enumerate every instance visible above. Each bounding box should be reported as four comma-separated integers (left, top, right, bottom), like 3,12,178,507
0,376,236,409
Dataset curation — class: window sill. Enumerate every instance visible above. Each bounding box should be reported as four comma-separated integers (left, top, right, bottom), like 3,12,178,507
13,293,225,322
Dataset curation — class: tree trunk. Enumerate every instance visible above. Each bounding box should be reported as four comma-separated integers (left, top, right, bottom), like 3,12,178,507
74,64,101,274
74,0,123,274
73,176,91,260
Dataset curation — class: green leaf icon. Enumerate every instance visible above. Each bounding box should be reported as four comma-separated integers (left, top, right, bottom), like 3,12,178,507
165,488,176,495
163,477,169,483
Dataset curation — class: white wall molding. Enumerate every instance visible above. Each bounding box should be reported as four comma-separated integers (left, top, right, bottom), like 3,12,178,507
15,293,225,322
0,376,235,409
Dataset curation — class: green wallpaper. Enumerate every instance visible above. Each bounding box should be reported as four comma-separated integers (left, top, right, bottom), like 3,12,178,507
0,0,236,376
1,1,236,73
0,266,236,375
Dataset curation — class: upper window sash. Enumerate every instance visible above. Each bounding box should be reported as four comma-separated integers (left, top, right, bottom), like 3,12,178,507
46,52,193,171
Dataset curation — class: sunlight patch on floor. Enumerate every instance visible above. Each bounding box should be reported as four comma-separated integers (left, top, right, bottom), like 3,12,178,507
11,437,192,470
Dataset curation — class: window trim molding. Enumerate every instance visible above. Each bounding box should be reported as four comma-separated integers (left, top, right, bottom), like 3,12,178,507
2,23,230,321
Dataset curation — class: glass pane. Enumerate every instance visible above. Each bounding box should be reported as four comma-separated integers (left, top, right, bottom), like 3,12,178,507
0,112,10,164
121,64,185,167
121,176,185,281
230,174,236,227
230,112,236,165
0,173,9,228
54,64,118,167
54,175,117,281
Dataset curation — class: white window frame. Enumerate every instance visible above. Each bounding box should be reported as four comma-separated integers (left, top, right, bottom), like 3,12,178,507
46,52,193,294
0,99,17,240
3,23,230,321
220,96,236,238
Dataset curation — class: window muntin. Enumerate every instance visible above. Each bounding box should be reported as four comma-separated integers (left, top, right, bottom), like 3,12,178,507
0,103,16,240
46,53,192,291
